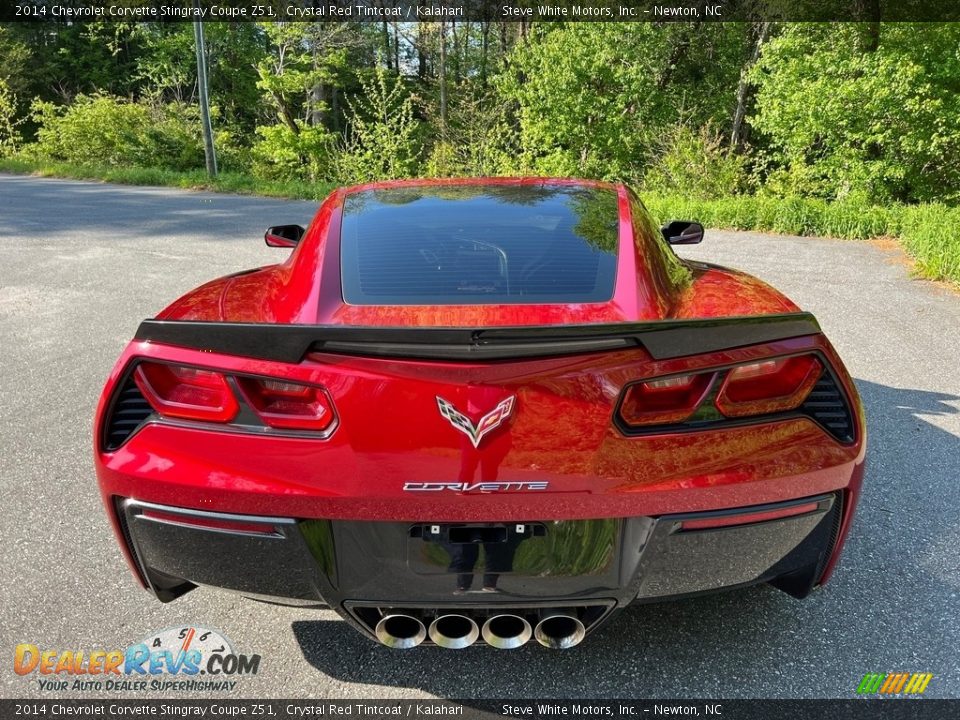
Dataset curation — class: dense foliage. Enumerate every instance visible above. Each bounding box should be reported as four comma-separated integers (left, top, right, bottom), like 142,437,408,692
0,21,958,283
2,21,957,203
645,194,960,286
24,94,206,170
750,23,960,204
497,23,747,181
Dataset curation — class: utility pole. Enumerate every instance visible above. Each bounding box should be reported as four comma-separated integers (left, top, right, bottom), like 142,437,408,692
439,20,447,127
193,9,217,177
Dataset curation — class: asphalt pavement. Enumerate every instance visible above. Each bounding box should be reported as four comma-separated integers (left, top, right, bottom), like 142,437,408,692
1,174,957,699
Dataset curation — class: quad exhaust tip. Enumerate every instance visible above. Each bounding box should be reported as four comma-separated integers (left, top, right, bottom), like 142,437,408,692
428,614,479,649
534,611,586,650
373,609,586,649
375,614,427,649
482,614,533,650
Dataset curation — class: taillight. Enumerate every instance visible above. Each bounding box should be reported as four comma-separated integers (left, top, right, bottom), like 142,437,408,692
716,355,822,418
680,501,821,531
617,354,827,431
618,372,714,427
134,362,238,423
236,377,334,431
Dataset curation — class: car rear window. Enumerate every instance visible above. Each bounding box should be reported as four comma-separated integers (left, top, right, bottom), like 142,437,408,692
339,185,619,305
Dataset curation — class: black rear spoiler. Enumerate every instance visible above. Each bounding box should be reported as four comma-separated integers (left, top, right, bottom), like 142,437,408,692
133,313,821,363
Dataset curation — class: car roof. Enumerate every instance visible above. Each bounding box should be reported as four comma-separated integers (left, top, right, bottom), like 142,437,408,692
339,176,623,197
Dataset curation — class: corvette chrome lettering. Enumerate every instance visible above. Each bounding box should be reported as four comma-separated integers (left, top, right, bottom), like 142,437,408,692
436,395,515,448
403,482,549,493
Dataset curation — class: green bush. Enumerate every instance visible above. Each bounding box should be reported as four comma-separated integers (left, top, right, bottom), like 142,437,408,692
424,89,518,178
23,94,204,170
251,122,334,182
212,127,253,175
497,23,747,180
642,124,749,200
898,204,960,284
0,78,21,157
332,67,422,184
750,23,960,204
644,193,959,285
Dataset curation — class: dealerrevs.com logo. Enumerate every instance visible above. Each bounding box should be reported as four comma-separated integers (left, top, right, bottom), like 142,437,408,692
14,626,260,693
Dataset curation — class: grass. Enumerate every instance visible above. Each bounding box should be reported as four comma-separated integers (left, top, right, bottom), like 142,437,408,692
1,157,957,287
0,157,336,201
645,194,960,287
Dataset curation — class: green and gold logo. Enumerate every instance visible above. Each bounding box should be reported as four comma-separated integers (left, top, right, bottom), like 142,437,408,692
857,673,933,695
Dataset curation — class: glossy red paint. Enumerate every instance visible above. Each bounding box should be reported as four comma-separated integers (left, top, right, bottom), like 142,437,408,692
95,335,865,584
156,178,797,326
95,177,866,595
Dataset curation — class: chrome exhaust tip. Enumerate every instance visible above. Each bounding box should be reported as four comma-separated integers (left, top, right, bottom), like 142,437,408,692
534,611,586,649
482,614,532,650
428,614,480,649
374,614,427,649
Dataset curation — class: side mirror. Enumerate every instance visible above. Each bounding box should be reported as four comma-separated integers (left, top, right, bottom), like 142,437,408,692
265,224,306,248
661,220,704,245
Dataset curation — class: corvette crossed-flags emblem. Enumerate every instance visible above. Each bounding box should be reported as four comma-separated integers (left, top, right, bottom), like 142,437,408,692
436,395,516,448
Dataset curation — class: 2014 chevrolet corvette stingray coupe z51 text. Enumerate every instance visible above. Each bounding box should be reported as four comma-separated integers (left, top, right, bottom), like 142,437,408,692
94,178,865,650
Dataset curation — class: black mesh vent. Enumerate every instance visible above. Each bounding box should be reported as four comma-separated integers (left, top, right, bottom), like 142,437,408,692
103,377,152,450
113,498,147,585
800,370,855,443
814,491,845,584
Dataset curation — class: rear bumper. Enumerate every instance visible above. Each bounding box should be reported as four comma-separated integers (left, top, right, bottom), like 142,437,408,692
95,331,866,645
117,491,846,639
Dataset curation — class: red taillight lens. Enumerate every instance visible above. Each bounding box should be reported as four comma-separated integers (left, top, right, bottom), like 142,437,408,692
716,355,822,418
134,362,239,423
619,372,714,427
236,377,334,431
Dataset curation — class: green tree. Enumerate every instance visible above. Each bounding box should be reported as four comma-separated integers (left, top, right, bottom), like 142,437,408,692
133,23,197,104
0,26,31,98
0,78,23,156
333,66,423,183
643,123,749,199
254,22,360,133
424,84,519,177
749,23,960,203
496,23,748,180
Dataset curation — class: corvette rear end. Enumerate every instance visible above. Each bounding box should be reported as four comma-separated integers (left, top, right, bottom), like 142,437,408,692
94,179,865,649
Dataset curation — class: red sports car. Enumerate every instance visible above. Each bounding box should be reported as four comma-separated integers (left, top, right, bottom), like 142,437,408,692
94,178,865,650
